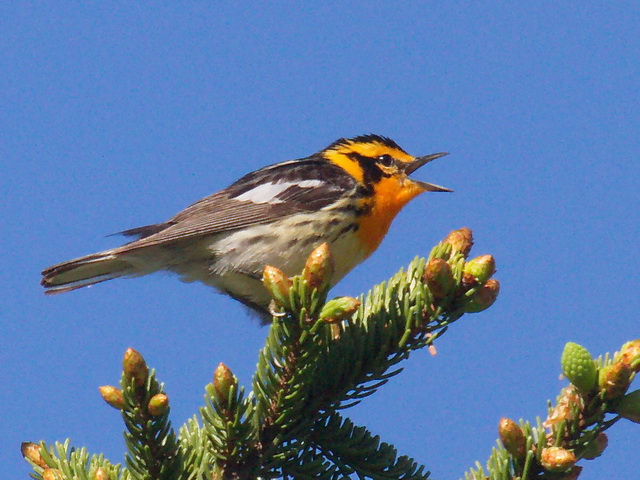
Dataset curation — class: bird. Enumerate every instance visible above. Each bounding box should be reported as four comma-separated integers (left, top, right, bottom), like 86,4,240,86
41,134,450,321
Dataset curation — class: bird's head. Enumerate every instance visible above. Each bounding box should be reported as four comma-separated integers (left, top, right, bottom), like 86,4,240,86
321,134,451,196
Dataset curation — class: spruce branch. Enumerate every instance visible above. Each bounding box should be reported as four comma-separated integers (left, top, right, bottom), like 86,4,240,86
22,228,639,480
20,439,123,480
200,363,256,479
119,348,182,480
464,339,640,479
309,412,430,480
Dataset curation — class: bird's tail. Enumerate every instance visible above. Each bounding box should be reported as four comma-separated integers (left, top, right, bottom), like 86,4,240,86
41,251,138,294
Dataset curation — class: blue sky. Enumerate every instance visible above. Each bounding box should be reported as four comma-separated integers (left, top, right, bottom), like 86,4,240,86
3,3,639,479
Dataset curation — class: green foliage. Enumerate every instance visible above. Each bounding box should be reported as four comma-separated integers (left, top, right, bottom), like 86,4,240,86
21,230,639,479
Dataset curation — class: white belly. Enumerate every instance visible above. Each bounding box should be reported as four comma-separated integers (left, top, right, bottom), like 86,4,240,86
162,212,369,311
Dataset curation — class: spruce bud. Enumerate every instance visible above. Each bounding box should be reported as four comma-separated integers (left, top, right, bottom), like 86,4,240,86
561,342,598,393
463,254,496,284
443,227,473,257
498,418,526,458
94,468,110,480
262,265,293,308
540,447,577,472
319,297,360,323
214,362,236,404
123,348,148,387
615,389,640,423
303,243,334,290
99,386,124,410
21,442,47,468
582,432,608,459
459,272,478,293
619,339,640,373
545,386,582,427
423,258,454,300
599,361,632,400
464,279,500,313
42,469,63,480
147,393,170,416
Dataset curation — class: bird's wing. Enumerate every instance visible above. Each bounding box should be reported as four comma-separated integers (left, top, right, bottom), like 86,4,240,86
112,159,355,253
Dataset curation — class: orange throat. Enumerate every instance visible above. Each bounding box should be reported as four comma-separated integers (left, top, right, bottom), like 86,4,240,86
356,177,424,255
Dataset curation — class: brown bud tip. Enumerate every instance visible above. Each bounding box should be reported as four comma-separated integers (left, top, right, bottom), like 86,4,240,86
540,446,577,472
147,393,170,416
21,442,47,468
94,468,110,480
214,362,237,404
319,296,361,323
443,227,474,257
42,469,63,480
463,254,496,284
262,265,293,307
598,361,632,400
618,339,640,373
303,242,334,290
582,432,608,459
99,386,124,410
498,418,526,458
615,389,640,423
423,258,454,300
464,279,500,313
123,348,148,387
459,272,478,293
544,386,583,428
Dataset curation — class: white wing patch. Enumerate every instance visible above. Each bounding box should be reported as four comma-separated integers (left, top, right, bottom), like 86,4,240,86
234,180,324,204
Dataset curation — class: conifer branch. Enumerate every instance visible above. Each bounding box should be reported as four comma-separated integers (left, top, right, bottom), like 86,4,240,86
465,340,640,479
119,349,182,480
309,412,430,480
21,229,639,480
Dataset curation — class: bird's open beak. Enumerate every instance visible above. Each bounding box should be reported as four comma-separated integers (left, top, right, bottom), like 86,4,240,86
404,152,452,192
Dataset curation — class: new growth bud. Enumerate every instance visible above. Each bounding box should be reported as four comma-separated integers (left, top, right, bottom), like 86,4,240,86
498,418,526,458
319,297,360,323
561,342,598,393
443,227,473,257
619,339,640,373
147,393,170,416
214,362,237,404
463,254,496,284
262,265,293,307
599,361,632,400
303,242,334,290
423,258,454,300
464,279,500,313
99,386,124,410
123,348,148,387
21,442,47,468
545,386,583,427
94,468,110,480
42,469,63,480
540,447,577,472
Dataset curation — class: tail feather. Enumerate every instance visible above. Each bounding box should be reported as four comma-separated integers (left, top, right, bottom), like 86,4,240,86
41,252,137,294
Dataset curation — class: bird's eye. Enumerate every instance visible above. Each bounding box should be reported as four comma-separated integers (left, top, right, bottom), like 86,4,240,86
377,154,395,167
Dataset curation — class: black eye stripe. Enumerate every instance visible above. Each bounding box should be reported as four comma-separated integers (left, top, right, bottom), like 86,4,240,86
345,152,390,187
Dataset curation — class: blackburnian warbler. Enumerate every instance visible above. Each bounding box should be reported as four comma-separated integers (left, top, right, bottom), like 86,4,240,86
41,135,450,319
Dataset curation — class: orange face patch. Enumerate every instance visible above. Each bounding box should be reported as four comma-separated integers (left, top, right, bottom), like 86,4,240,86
356,176,425,255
